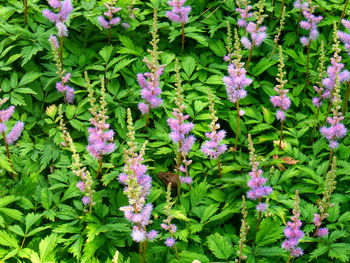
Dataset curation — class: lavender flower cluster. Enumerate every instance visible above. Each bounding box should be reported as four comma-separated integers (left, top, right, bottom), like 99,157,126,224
247,135,272,212
0,100,24,145
223,64,252,103
313,214,328,237
282,191,304,258
137,66,164,115
166,0,191,24
236,5,253,29
42,0,73,37
98,1,121,29
299,3,323,46
119,109,157,243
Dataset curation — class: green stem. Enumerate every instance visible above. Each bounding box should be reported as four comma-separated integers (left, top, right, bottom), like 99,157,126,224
176,149,182,202
323,149,334,178
108,26,111,45
24,0,28,25
279,0,285,19
217,157,222,178
321,101,332,127
286,252,292,263
96,156,103,178
59,36,63,66
270,0,275,19
279,119,284,150
310,105,320,143
143,105,151,133
234,100,240,159
181,23,185,53
139,242,143,263
246,43,255,70
342,81,350,116
341,0,349,22
256,197,262,233
304,43,311,91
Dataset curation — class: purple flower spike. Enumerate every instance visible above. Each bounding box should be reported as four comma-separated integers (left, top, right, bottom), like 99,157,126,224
282,191,304,258
42,0,73,36
166,0,191,24
223,64,252,103
338,19,350,55
6,121,24,145
98,0,121,30
299,4,323,45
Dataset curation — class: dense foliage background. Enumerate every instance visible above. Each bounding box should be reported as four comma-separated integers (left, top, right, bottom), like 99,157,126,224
0,0,350,262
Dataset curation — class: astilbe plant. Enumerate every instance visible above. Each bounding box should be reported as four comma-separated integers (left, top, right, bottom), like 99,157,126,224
282,190,305,262
299,0,323,87
118,108,157,263
49,35,75,103
137,8,164,129
313,156,337,237
239,0,267,69
247,134,272,232
42,0,73,63
167,59,195,199
201,89,227,178
97,0,121,45
57,104,95,212
85,72,115,178
319,25,347,158
223,28,252,153
0,97,24,179
166,0,191,52
161,183,179,258
294,0,308,38
270,46,290,150
269,6,286,59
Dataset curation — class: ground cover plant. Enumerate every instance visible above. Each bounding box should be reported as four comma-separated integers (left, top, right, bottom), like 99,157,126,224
0,0,350,262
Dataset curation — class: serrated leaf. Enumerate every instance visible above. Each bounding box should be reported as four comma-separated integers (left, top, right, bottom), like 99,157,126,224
99,45,113,63
200,203,219,223
39,234,57,262
18,72,42,87
182,56,196,77
255,218,283,247
25,213,42,233
0,230,19,248
207,233,233,259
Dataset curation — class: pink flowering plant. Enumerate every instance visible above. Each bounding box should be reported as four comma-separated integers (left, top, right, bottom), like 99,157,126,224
98,0,121,45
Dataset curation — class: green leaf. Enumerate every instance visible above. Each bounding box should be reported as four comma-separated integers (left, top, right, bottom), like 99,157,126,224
18,72,42,87
39,234,57,262
182,56,196,78
0,230,19,248
255,218,283,247
251,58,278,76
25,213,42,233
99,45,113,63
200,203,219,223
21,43,43,66
186,33,208,46
179,251,209,263
8,225,24,236
0,207,23,221
207,233,234,259
329,243,350,262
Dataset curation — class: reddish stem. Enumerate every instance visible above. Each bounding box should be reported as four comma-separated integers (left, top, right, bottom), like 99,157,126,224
181,23,185,53
1,130,15,179
24,0,28,25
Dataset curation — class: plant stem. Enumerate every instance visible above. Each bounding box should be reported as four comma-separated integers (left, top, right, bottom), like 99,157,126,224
341,0,349,22
96,156,103,178
279,120,284,150
174,244,179,259
143,105,151,133
256,198,262,233
323,149,333,178
269,42,277,60
2,130,15,179
217,158,222,178
234,100,240,159
24,0,28,25
108,26,111,45
304,43,311,91
310,106,320,143
181,22,185,53
143,240,147,263
176,147,182,202
321,101,332,127
342,81,350,116
286,252,292,263
59,36,63,66
139,242,143,263
270,0,275,19
246,42,255,70
279,0,285,19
